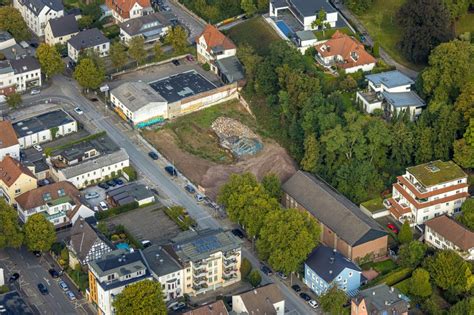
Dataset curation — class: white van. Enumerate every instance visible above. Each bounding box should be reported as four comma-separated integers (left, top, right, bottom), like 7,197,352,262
99,201,108,211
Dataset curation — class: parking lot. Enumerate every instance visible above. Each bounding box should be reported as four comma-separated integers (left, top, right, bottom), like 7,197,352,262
81,177,127,208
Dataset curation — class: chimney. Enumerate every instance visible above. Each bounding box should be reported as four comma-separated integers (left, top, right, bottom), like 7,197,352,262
208,305,213,311
329,270,333,274
390,287,394,293
159,259,164,264
385,301,389,305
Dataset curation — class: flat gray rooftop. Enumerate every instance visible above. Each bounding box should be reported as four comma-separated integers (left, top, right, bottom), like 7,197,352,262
13,110,75,138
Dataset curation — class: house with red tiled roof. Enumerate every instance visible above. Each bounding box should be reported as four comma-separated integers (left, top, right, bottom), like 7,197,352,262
314,31,376,73
0,156,37,204
0,120,20,161
106,0,152,23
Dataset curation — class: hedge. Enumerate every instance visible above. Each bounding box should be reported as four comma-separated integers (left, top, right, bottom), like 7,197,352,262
163,206,196,230
95,201,139,220
373,267,413,286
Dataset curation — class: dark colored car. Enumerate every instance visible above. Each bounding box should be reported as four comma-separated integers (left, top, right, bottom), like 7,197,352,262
186,54,194,62
33,250,41,257
113,178,124,185
106,180,117,187
164,166,178,176
9,273,20,283
98,182,109,189
299,292,311,301
150,188,159,195
48,269,59,278
260,265,272,276
89,97,99,102
30,42,39,48
184,184,196,194
291,284,301,292
172,59,180,66
37,283,48,295
231,228,244,239
148,151,159,160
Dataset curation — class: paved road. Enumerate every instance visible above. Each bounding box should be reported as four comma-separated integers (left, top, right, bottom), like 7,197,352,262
165,0,205,43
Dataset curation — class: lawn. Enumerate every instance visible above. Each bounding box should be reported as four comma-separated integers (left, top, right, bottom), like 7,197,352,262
361,196,385,212
455,13,474,35
394,277,410,294
226,16,282,55
361,259,398,274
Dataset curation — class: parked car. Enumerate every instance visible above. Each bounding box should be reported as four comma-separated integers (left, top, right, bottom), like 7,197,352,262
184,184,195,194
171,302,186,311
231,228,244,239
33,144,42,152
106,180,117,187
172,59,180,66
30,42,39,48
66,291,76,301
0,305,6,313
141,240,152,248
74,107,84,115
98,182,109,189
164,166,178,176
260,265,272,276
150,188,159,195
195,194,204,202
89,97,99,102
186,54,194,61
8,273,20,283
85,192,100,200
148,151,159,160
48,269,59,278
32,250,41,257
37,283,48,295
93,206,99,212
299,292,311,301
276,271,287,280
99,201,108,211
291,284,301,292
113,178,124,185
387,223,398,234
308,300,319,309
59,280,68,291
30,89,41,95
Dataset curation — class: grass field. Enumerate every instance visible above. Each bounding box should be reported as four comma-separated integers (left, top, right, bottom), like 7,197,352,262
227,17,282,55
455,13,474,35
361,196,385,212
361,259,398,274
314,26,357,40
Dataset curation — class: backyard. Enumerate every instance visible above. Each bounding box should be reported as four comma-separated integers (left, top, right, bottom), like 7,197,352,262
455,13,474,35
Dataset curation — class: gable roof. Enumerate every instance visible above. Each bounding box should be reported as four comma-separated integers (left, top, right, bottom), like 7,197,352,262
235,284,284,314
365,70,414,89
21,0,63,16
0,156,36,187
315,31,376,69
197,24,236,53
48,15,79,38
106,0,151,19
15,181,79,210
119,12,170,36
426,215,474,251
282,171,386,246
305,245,361,283
354,284,409,314
68,28,109,51
9,57,40,74
183,300,228,315
69,218,112,262
0,121,19,149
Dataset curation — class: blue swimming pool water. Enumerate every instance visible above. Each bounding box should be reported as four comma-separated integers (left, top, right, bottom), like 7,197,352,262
276,20,293,37
116,242,130,250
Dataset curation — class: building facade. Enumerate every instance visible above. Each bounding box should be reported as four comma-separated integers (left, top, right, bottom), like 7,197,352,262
0,57,42,95
384,160,469,226
269,0,338,30
352,284,409,315
0,156,37,204
13,0,64,36
44,15,79,45
0,120,20,161
119,12,170,45
67,28,110,62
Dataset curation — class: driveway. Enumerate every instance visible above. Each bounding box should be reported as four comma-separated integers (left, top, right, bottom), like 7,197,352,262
164,0,205,43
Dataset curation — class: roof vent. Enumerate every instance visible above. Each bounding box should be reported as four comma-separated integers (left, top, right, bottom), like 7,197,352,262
329,270,333,274
390,287,394,292
155,253,160,259
425,164,440,173
254,290,258,295
372,291,375,295
329,257,335,264
159,259,164,263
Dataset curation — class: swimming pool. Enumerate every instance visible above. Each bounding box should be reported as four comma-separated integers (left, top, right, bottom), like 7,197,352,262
276,20,293,37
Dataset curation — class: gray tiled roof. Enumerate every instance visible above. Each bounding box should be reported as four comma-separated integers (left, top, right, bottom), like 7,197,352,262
48,15,79,37
20,0,63,16
61,148,129,179
365,70,414,89
111,81,166,112
287,0,336,16
119,12,170,37
382,91,426,108
68,28,109,51
143,245,182,277
107,183,154,205
282,171,386,246
236,284,284,314
216,56,245,83
9,57,40,74
355,284,410,314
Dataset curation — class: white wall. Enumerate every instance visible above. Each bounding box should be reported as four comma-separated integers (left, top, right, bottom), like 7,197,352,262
356,91,383,113
13,0,64,36
68,42,110,62
14,68,42,92
304,11,338,30
425,226,474,260
344,63,376,74
18,120,77,148
0,144,20,161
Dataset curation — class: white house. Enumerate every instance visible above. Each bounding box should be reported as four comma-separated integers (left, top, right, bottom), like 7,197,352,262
232,284,285,315
106,0,153,23
119,12,170,45
67,28,110,62
269,0,338,30
44,15,79,45
0,31,17,50
13,0,64,37
384,160,469,226
0,121,20,161
12,110,77,149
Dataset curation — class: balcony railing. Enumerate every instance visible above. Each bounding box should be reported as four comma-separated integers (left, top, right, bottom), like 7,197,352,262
222,274,237,281
193,268,207,276
223,267,237,275
223,258,237,267
193,276,207,285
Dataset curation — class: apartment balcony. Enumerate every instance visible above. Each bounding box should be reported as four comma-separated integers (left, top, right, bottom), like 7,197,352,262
193,276,207,286
193,261,207,270
223,267,237,275
193,268,207,277
223,250,239,259
223,258,237,267
222,274,238,281
192,283,208,292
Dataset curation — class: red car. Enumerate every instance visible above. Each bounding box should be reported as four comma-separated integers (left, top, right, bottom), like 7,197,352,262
387,223,398,234
186,55,194,62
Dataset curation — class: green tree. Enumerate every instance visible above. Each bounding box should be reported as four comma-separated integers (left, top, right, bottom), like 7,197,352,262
256,208,320,274
261,173,282,200
257,0,268,11
415,126,434,164
110,42,127,71
398,220,413,244
165,26,188,54
449,297,474,315
457,199,474,230
78,15,94,29
241,0,257,16
454,82,474,122
36,43,64,80
113,280,166,315
301,134,320,173
6,92,22,109
0,7,30,41
237,43,262,87
410,268,432,298
427,250,474,295
240,257,252,279
320,286,347,315
24,214,56,252
73,57,105,91
0,199,23,249
153,42,163,61
442,0,470,20
311,9,331,36
398,241,428,268
128,36,146,66
218,173,259,223
247,270,262,287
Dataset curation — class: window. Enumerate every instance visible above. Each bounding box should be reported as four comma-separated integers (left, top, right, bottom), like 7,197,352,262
348,272,353,277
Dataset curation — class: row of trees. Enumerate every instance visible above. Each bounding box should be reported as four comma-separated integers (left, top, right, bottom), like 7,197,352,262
218,173,320,274
180,0,268,23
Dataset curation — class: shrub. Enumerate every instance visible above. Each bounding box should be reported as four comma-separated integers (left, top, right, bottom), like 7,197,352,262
374,267,413,286
123,166,137,181
202,63,211,71
240,258,252,279
95,202,139,220
248,270,262,287
373,42,380,57
0,285,9,294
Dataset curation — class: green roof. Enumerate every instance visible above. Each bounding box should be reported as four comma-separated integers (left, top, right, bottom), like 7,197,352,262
48,196,73,206
407,160,466,187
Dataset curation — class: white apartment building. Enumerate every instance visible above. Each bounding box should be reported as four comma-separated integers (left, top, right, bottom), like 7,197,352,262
269,0,338,30
0,121,20,161
384,160,469,226
0,57,42,95
13,0,64,37
67,28,110,62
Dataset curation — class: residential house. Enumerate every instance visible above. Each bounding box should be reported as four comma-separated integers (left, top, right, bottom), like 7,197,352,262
314,31,376,73
15,181,95,228
68,218,113,268
13,0,64,36
0,60,16,95
106,183,155,207
45,15,79,45
0,156,37,204
142,244,184,302
356,70,425,120
0,57,42,95
88,249,152,315
110,81,168,127
232,284,285,315
304,245,362,296
167,229,242,296
0,121,20,161
269,0,338,30
282,171,388,261
351,284,409,315
106,0,153,23
67,28,110,62
119,12,170,45
12,110,77,149
384,160,469,226
425,215,474,260
183,300,228,315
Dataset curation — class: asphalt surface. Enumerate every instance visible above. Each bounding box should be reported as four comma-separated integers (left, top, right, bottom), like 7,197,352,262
165,0,205,43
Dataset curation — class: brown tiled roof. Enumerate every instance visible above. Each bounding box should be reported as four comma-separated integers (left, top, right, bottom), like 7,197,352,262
106,0,150,19
315,30,376,69
0,156,36,187
183,301,228,315
235,284,284,315
426,215,474,251
197,24,236,53
15,181,80,209
70,218,110,262
0,121,18,149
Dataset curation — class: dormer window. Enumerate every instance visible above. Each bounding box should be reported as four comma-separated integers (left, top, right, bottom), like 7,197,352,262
350,51,359,61
43,193,52,202
57,189,65,197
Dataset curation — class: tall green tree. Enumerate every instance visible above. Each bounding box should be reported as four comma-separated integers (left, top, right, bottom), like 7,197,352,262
457,199,474,230
410,268,433,298
153,42,163,61
24,214,56,252
415,126,434,164
311,9,331,36
0,199,23,249
237,43,262,87
319,286,347,315
73,57,105,91
113,280,166,315
110,42,127,71
454,82,474,122
36,43,64,80
241,0,257,16
256,208,320,274
301,134,320,173
248,270,262,287
449,297,474,315
398,220,413,244
6,92,22,109
398,241,428,268
128,36,146,66
442,0,470,20
165,26,188,54
0,7,30,41
397,0,453,64
240,257,252,279
261,173,282,200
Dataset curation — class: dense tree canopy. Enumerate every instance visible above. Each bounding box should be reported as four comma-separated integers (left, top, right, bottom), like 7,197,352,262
165,26,188,54
113,280,166,315
457,199,474,230
442,0,471,20
320,286,347,315
398,241,428,268
398,220,413,244
410,268,433,298
73,57,105,90
261,173,282,200
0,199,23,249
128,36,146,65
110,42,127,70
0,7,30,41
36,44,64,79
24,214,56,252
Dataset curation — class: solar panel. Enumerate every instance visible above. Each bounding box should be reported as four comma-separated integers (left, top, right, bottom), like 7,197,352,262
192,235,221,254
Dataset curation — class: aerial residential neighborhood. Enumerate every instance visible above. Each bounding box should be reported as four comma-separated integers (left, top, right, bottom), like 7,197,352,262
0,0,472,314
